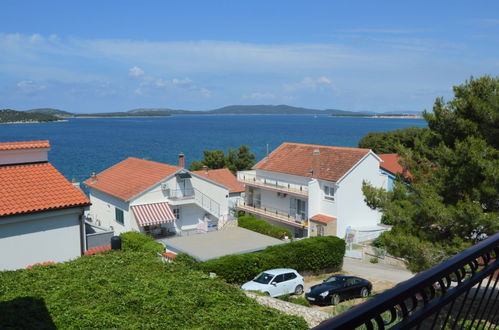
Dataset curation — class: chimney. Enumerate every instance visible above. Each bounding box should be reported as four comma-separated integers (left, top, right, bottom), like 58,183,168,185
91,172,97,183
202,165,208,174
312,149,320,178
178,153,185,168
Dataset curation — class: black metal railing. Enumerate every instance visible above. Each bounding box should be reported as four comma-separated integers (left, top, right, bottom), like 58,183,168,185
315,233,499,329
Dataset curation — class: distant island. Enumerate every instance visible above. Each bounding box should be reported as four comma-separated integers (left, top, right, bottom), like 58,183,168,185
0,109,62,124
1,105,422,123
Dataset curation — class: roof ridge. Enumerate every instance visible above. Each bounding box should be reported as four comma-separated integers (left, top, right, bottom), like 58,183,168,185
281,142,370,152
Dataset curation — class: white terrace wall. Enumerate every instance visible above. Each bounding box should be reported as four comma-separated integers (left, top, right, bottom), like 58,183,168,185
190,174,229,216
336,153,383,238
0,208,82,270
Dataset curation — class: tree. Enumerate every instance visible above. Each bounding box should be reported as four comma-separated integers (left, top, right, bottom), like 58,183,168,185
363,76,499,273
358,126,425,154
188,145,256,173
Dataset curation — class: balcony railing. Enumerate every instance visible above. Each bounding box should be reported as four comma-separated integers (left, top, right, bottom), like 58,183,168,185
314,232,499,329
236,199,307,228
167,188,195,200
237,171,309,197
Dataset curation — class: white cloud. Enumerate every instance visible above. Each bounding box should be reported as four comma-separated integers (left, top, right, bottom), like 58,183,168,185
242,92,275,100
16,80,46,91
129,66,144,77
284,76,335,92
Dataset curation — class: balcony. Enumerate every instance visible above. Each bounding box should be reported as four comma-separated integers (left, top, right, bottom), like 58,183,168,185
235,199,308,229
166,188,220,217
315,232,499,329
237,170,309,198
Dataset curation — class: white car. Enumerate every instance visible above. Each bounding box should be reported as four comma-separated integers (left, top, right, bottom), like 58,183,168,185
241,268,304,297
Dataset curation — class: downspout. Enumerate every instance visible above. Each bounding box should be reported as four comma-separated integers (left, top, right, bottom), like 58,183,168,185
79,209,86,255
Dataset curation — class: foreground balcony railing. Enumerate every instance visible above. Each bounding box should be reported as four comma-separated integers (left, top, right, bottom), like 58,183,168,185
235,199,307,228
237,171,309,197
315,232,499,329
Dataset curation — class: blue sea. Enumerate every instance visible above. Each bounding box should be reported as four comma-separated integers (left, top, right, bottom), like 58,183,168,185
0,115,426,183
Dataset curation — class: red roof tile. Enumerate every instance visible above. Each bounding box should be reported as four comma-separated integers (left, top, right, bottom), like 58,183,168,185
253,143,371,182
310,214,337,224
379,154,412,178
161,252,177,259
193,168,245,193
84,157,181,201
0,163,90,217
0,140,50,151
84,245,112,255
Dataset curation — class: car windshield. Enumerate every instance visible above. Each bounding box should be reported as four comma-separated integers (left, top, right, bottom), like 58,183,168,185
253,272,274,284
324,276,346,284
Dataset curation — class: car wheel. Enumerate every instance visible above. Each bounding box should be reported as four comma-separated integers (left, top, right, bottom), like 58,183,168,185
360,287,369,298
294,285,304,295
331,293,340,305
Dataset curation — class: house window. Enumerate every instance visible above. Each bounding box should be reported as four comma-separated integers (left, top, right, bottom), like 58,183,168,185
115,208,124,225
324,185,336,201
317,224,325,237
173,207,180,219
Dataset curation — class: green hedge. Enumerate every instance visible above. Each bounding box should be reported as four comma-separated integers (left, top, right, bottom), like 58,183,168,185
201,236,345,283
0,252,307,329
120,231,164,253
238,214,293,239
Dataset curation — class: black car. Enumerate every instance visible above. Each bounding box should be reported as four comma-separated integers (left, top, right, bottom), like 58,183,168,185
305,275,372,305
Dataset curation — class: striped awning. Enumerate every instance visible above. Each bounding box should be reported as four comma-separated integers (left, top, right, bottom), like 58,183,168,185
131,202,176,226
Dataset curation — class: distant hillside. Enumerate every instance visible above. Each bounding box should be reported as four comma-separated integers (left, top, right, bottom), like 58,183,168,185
26,108,74,117
127,105,368,115
0,109,60,123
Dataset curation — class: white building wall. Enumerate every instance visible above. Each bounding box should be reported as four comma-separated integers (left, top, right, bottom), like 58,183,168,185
0,148,49,166
336,153,383,238
87,188,131,235
132,176,176,205
190,174,229,216
0,209,83,270
176,205,205,230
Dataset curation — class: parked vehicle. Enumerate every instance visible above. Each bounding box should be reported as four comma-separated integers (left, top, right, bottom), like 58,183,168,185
305,275,372,305
241,269,304,297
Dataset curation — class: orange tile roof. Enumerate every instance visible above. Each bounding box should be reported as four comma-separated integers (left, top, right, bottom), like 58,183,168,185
84,157,181,201
310,214,337,224
379,154,412,178
84,245,112,255
0,163,90,217
192,168,245,193
0,140,50,151
253,143,371,182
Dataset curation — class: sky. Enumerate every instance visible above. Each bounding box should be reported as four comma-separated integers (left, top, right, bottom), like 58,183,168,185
0,0,498,113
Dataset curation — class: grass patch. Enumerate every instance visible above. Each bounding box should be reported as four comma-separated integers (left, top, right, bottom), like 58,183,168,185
277,294,311,307
238,214,293,239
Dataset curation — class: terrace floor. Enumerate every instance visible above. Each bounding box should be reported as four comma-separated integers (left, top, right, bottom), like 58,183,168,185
159,227,285,261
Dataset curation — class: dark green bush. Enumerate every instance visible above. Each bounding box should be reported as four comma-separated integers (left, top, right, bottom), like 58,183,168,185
201,236,345,283
120,231,164,253
0,252,307,329
238,214,293,239
173,253,200,270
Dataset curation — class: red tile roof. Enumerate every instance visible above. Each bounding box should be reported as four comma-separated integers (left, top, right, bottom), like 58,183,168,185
84,157,181,201
193,168,245,193
253,143,371,182
379,154,411,178
310,214,337,224
161,252,177,260
0,140,50,151
84,245,112,255
0,163,90,217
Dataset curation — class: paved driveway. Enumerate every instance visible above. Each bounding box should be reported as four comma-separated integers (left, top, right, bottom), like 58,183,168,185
342,257,414,283
160,227,284,261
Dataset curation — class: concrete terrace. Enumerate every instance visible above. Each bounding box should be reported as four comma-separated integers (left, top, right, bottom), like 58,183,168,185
160,227,285,261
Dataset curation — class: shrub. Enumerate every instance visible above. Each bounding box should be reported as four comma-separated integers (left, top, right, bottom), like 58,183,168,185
173,253,200,270
201,236,345,283
0,252,307,329
238,214,292,239
370,257,379,264
277,294,311,307
120,232,164,253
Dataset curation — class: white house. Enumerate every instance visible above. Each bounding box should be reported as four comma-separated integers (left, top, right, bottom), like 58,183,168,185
84,154,241,236
0,140,90,270
236,142,385,239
